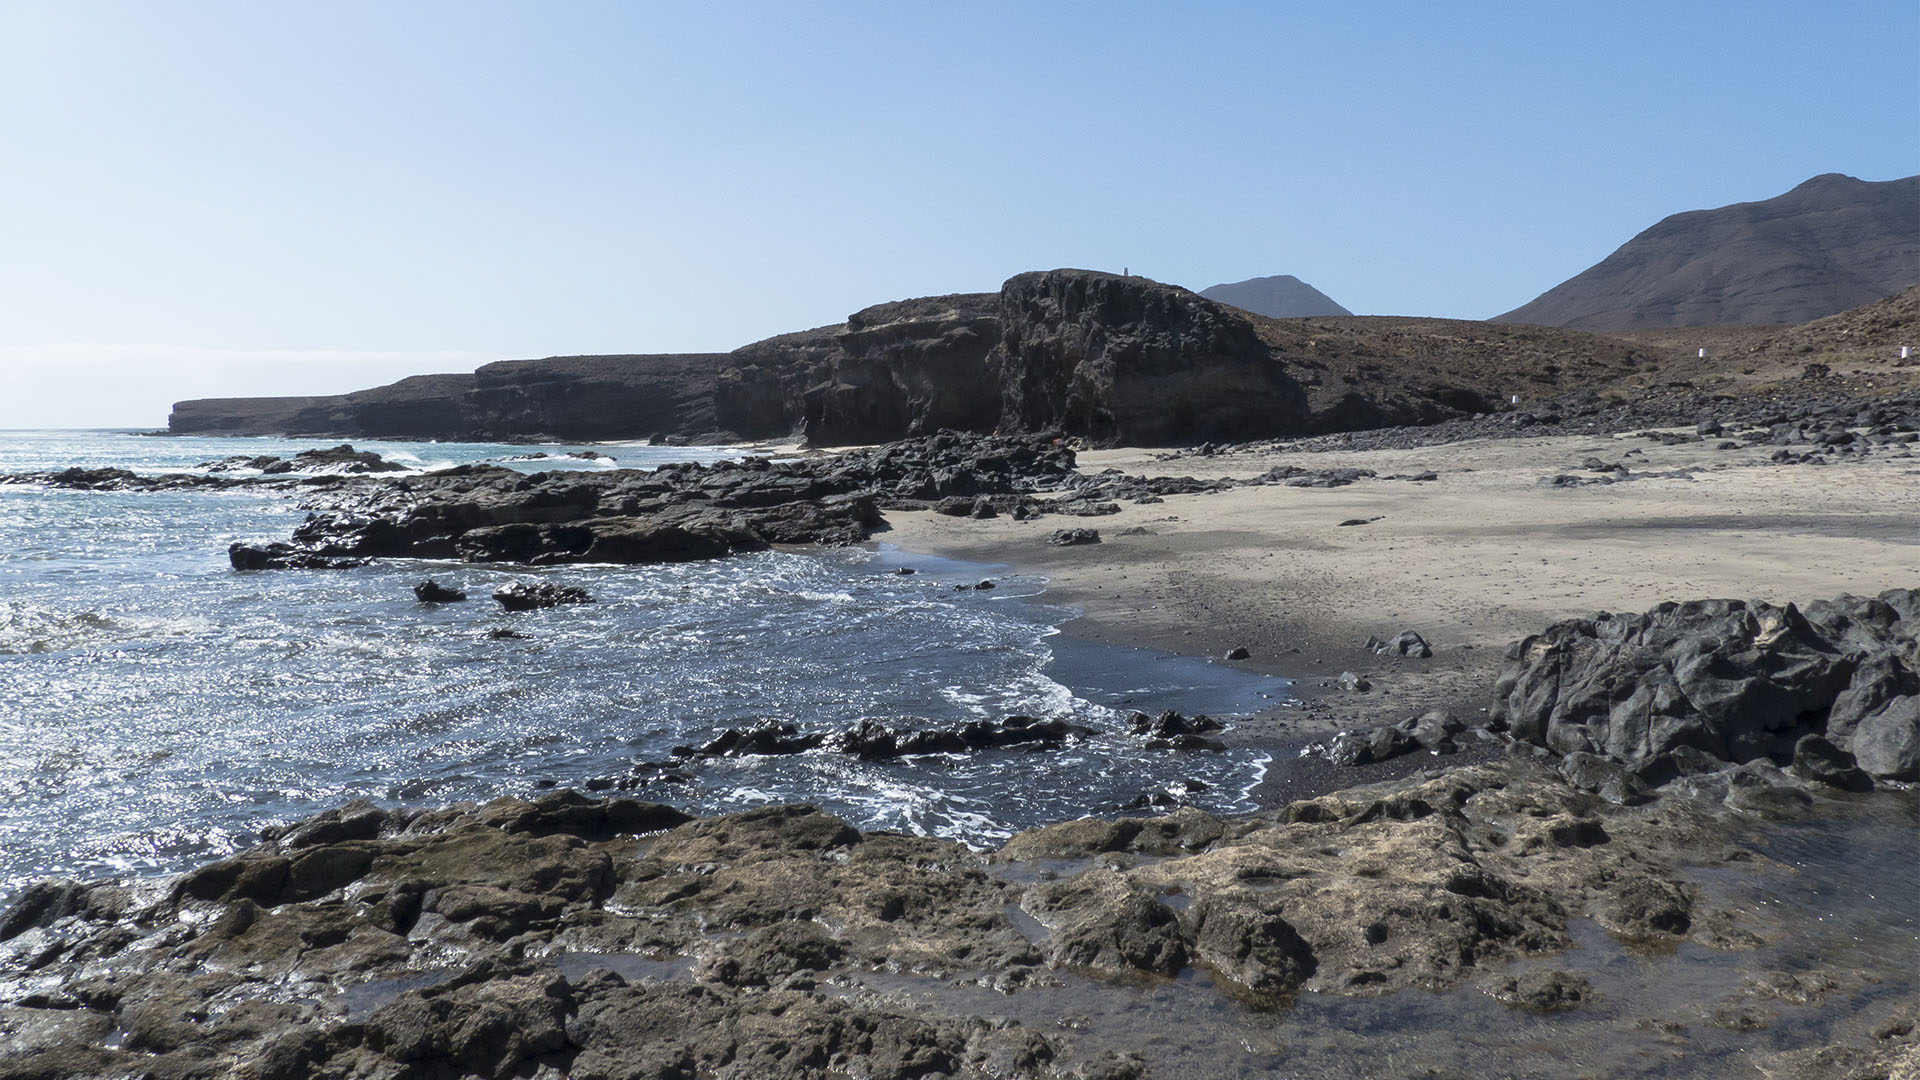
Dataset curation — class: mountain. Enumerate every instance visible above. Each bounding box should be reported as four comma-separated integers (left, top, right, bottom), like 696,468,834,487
1199,274,1352,318
1498,173,1920,331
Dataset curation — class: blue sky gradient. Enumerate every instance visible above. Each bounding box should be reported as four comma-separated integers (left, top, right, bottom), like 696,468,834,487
2,1,1915,425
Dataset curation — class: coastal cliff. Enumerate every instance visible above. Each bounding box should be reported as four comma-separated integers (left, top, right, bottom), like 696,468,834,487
168,269,1658,447
168,355,726,441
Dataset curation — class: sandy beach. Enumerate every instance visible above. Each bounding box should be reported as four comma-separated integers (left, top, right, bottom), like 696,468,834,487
882,428,1920,741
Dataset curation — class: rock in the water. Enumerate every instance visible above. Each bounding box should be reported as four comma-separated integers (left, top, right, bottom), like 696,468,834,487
275,443,408,473
228,541,369,570
1849,695,1920,780
413,579,467,603
1789,733,1874,791
676,715,1096,761
492,581,595,611
1482,969,1593,1013
1128,710,1227,751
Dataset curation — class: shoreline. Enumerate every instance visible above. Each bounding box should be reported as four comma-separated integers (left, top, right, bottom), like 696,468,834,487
6,429,1919,1077
880,425,1919,716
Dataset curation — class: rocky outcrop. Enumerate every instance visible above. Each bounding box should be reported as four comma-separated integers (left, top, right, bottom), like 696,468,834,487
1490,590,1920,782
1498,173,1920,330
718,293,1005,446
0,758,1819,1078
991,270,1313,444
669,714,1096,761
227,432,1078,570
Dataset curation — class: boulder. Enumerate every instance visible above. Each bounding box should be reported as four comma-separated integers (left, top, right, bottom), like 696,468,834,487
492,582,595,611
1849,695,1920,780
1367,630,1433,659
1789,734,1874,791
1045,528,1102,546
413,579,467,603
1490,591,1919,774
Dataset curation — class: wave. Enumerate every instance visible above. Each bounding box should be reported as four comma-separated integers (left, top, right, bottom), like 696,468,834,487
0,601,202,655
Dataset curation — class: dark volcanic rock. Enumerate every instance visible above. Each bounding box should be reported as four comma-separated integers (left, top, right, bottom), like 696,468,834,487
993,270,1312,445
412,579,467,603
1368,630,1433,658
230,431,1070,571
492,582,595,611
1491,589,1920,781
1129,710,1227,752
720,293,1007,446
1789,734,1874,791
675,715,1096,761
228,541,369,570
273,443,406,473
1046,528,1102,546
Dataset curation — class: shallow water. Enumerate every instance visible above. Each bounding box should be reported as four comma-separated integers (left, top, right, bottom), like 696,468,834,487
822,792,1920,1078
0,431,1286,901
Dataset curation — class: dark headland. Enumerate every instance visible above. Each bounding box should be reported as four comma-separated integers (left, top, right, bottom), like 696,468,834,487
5,178,1919,1078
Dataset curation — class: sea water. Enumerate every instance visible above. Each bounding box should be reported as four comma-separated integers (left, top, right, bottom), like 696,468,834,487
0,430,1282,901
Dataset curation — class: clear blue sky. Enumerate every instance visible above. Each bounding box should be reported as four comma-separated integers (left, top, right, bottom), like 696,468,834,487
3,0,1915,426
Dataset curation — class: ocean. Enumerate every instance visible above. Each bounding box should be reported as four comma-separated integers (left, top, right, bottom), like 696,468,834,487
0,430,1283,902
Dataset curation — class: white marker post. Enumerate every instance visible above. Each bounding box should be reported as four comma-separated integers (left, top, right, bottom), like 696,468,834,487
1903,346,1912,360
1698,348,1707,358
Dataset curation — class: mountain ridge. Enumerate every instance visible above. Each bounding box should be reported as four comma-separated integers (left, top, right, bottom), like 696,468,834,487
1497,173,1920,330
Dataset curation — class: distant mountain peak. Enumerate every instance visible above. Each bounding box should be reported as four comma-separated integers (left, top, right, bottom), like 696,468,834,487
1200,274,1352,318
1498,173,1920,330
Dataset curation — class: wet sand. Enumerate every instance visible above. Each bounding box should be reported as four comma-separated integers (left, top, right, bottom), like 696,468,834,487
882,428,1920,751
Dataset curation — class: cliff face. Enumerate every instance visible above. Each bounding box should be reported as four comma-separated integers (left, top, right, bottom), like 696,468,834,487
992,271,1310,443
463,354,725,440
718,294,1003,445
1499,173,1920,330
169,357,726,441
716,277,1304,446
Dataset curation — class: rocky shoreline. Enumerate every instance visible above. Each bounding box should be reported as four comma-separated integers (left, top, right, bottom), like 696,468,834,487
3,588,1916,1079
5,384,1919,1076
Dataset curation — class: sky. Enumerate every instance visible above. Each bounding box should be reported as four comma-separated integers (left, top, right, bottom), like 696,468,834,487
2,1,1915,427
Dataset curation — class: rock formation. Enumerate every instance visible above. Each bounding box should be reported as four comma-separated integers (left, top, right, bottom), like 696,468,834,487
1498,173,1920,330
1491,590,1920,783
171,270,1659,448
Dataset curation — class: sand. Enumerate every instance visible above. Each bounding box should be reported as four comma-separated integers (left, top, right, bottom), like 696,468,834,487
879,429,1920,743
